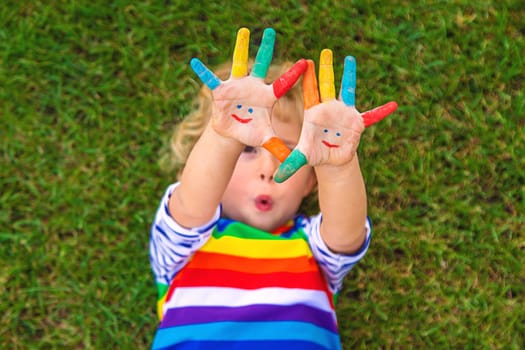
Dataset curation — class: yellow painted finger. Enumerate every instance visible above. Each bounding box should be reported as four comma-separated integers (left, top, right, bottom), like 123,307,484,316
231,28,250,78
319,49,335,102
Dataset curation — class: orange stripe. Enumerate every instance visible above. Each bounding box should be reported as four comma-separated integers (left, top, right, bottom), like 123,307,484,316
186,251,319,275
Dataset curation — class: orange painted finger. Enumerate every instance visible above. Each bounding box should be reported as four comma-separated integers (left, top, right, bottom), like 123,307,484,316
262,137,291,162
302,59,320,110
231,28,250,78
319,49,335,102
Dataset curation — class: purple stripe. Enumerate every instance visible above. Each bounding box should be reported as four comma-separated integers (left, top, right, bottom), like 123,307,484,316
160,304,338,333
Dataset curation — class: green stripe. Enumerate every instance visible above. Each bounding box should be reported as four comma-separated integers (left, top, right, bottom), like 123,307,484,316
213,221,308,241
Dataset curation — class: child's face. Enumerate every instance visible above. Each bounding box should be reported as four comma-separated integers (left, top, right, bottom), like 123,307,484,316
221,114,316,232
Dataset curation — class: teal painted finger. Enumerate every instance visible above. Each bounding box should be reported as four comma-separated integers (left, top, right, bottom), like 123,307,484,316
341,56,356,107
274,149,308,183
190,58,221,90
252,28,276,78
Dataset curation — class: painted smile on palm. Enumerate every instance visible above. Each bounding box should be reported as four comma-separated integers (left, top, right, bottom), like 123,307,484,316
321,129,341,148
231,104,254,124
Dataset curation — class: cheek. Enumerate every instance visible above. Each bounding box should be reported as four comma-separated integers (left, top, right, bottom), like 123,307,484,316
225,162,252,194
283,168,315,197
226,173,244,194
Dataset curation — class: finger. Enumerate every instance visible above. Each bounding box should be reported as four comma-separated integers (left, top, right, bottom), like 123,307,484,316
252,28,275,79
262,136,291,162
190,58,221,90
362,101,398,127
341,56,356,107
272,59,307,98
274,149,308,183
231,27,250,78
303,59,320,110
319,49,336,102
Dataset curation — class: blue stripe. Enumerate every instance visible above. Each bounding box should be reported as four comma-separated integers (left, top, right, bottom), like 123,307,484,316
153,231,185,258
163,203,171,217
156,223,197,240
196,217,219,234
157,339,333,350
152,321,341,349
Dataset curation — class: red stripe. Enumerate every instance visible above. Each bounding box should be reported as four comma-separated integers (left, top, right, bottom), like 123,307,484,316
173,268,328,291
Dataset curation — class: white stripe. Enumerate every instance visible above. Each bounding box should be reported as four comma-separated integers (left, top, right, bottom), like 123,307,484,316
149,183,219,285
303,214,371,293
164,287,334,313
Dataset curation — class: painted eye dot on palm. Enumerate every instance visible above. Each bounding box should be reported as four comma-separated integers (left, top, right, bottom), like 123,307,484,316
231,104,254,124
321,129,341,148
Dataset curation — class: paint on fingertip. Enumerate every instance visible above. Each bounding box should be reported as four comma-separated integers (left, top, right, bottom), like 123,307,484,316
274,149,308,183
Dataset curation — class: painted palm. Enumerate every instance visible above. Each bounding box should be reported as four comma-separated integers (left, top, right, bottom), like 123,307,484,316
275,49,398,182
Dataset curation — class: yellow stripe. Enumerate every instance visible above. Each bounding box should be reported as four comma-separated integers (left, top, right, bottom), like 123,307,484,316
157,294,167,321
231,28,250,78
200,235,313,259
319,49,335,102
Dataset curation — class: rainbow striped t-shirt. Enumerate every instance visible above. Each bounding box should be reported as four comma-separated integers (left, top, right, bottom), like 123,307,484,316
150,183,371,350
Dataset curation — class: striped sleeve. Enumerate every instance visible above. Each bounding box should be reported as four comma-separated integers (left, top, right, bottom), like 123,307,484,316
302,214,372,294
149,183,220,286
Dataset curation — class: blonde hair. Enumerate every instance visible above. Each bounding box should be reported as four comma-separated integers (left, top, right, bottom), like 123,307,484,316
160,61,305,178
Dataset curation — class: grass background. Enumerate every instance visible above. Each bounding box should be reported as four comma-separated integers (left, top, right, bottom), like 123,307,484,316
1,0,523,348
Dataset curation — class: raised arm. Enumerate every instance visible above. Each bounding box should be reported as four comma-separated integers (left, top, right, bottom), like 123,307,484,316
277,49,398,253
169,28,306,228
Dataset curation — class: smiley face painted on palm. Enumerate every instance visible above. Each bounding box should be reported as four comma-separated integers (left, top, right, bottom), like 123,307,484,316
275,50,398,183
321,128,342,148
231,104,254,124
190,27,307,156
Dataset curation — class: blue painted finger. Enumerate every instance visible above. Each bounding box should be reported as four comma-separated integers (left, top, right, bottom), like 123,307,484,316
341,56,356,107
190,58,221,90
274,149,308,183
252,28,276,79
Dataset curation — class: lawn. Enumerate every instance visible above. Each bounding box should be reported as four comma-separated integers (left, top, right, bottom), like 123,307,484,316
1,1,523,348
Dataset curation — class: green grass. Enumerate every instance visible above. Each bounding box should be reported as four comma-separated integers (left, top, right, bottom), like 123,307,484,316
1,0,523,348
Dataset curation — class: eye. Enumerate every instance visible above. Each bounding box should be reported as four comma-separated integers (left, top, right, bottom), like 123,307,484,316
323,129,328,133
248,107,253,113
242,146,257,153
336,132,341,137
237,104,242,109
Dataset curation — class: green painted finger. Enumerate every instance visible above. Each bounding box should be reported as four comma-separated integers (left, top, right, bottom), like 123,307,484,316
252,28,276,78
274,149,308,183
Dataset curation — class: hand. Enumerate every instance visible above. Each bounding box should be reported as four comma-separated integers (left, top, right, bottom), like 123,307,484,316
190,27,307,162
274,49,398,182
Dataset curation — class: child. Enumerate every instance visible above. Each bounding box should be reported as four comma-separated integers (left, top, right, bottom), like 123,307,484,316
150,28,396,350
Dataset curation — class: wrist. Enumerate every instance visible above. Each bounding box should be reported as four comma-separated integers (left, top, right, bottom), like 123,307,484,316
203,123,245,154
315,153,360,179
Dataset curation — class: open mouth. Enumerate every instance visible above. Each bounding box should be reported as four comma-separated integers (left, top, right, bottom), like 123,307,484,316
322,140,340,148
255,195,273,211
231,114,253,124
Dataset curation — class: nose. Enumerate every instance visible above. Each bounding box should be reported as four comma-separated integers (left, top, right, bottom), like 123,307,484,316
258,149,279,182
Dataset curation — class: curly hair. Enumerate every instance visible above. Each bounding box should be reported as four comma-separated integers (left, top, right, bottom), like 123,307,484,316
160,61,305,179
